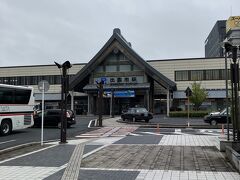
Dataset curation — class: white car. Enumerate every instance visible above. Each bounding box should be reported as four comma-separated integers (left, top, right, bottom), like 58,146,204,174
209,108,230,116
209,111,221,116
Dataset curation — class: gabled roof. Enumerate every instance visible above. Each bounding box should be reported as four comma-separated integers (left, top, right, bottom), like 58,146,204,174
69,28,176,91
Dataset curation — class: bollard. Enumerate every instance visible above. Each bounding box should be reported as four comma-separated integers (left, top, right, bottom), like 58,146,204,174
221,124,224,136
187,121,190,127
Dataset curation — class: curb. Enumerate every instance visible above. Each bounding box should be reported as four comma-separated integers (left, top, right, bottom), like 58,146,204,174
116,119,231,129
0,142,40,155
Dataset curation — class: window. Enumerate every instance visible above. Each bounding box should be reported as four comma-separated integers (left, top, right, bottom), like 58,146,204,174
105,65,117,72
105,53,117,62
132,77,137,82
175,69,232,81
14,89,31,104
119,53,128,61
175,71,188,81
95,66,103,72
117,77,122,83
0,87,31,104
124,77,129,83
206,69,220,80
110,78,115,83
119,65,131,72
0,75,62,86
133,65,141,71
190,70,204,81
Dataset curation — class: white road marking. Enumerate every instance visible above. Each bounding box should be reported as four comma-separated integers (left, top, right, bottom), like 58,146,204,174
175,129,181,133
128,132,142,136
141,132,163,136
0,139,16,145
0,144,57,164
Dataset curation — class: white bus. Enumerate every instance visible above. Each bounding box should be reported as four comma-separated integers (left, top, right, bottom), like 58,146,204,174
0,84,35,135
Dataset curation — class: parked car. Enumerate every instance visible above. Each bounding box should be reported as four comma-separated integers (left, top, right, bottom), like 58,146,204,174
208,107,230,116
33,109,76,128
121,107,153,123
204,108,231,125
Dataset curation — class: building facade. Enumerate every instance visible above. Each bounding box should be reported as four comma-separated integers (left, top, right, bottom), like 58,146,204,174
205,20,226,57
0,29,230,115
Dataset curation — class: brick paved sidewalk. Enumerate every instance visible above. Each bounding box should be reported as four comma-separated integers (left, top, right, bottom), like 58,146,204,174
0,127,239,180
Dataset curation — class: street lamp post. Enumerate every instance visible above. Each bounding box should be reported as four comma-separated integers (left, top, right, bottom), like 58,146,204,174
224,49,230,141
223,42,240,141
54,61,72,143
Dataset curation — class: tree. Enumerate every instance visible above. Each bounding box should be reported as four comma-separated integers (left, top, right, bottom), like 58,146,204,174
189,82,208,111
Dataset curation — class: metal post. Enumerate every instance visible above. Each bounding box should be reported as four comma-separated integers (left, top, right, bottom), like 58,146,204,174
188,96,190,121
60,67,67,143
110,90,112,118
167,90,169,117
230,68,236,141
225,50,230,141
41,82,44,146
55,61,71,144
234,62,238,140
111,89,115,118
99,82,103,127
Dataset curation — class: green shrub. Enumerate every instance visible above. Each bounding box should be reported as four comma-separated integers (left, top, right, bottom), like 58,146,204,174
169,111,209,118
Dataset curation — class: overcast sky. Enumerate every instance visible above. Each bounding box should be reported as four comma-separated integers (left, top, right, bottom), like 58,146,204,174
0,0,239,67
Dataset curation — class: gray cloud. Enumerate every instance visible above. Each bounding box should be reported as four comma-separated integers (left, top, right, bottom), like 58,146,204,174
0,0,239,66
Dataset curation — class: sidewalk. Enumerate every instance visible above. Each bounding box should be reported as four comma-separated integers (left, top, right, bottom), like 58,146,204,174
0,117,239,180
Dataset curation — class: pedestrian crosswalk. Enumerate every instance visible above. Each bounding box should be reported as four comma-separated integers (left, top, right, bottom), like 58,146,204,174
75,127,138,138
76,127,228,138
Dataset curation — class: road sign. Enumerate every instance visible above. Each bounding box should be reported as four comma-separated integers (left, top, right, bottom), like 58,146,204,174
100,77,107,84
38,80,50,92
185,87,192,97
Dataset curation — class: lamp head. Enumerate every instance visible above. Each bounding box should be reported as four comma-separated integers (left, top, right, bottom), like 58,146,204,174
54,61,62,69
223,41,233,53
62,61,72,69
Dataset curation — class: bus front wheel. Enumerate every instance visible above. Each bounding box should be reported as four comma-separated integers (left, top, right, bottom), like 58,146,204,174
0,120,12,136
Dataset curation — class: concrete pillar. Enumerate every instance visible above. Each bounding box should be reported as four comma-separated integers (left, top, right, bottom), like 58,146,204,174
88,94,90,114
88,94,94,115
167,89,170,117
146,90,150,111
69,91,74,112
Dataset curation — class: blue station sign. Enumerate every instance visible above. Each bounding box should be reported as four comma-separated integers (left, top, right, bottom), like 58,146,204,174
103,90,135,98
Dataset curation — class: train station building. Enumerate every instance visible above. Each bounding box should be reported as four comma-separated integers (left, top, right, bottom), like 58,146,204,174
0,28,231,115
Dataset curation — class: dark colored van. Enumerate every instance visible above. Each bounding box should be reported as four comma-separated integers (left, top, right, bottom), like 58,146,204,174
33,109,76,128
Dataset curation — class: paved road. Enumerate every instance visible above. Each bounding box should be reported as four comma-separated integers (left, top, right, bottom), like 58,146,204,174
0,114,221,151
150,115,206,125
0,116,94,150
